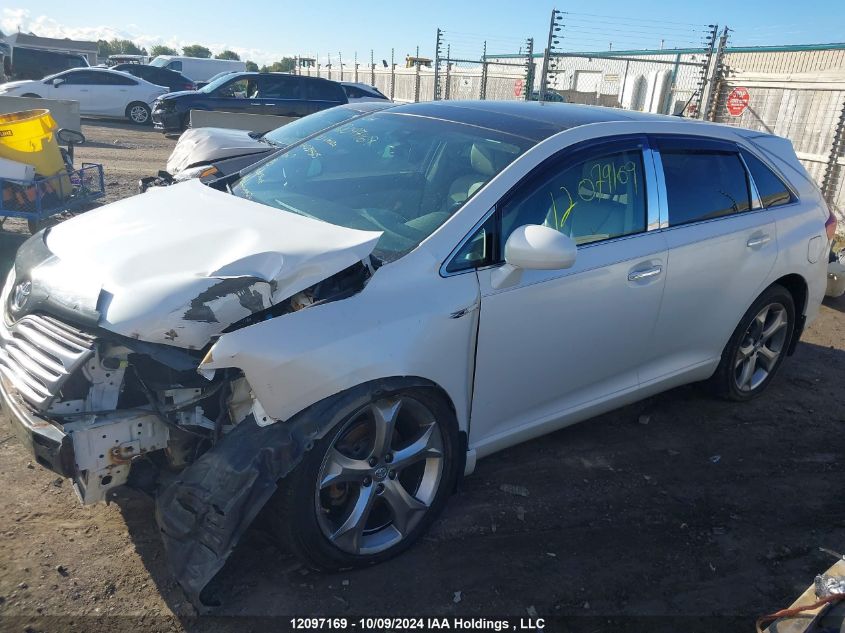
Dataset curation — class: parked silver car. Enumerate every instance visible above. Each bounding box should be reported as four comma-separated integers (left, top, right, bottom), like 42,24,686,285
0,101,834,606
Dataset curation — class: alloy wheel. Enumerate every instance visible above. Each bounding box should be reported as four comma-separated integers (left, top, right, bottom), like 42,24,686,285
314,396,444,555
733,302,789,392
130,105,149,123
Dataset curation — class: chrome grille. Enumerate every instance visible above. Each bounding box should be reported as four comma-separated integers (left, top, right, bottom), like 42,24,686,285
0,314,95,411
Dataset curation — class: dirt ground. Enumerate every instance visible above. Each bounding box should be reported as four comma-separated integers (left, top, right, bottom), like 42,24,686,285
0,120,844,633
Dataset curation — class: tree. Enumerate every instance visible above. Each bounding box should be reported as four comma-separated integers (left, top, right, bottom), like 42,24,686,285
109,39,146,55
97,39,113,59
245,60,259,72
150,44,178,57
182,44,212,59
215,50,240,61
263,57,297,73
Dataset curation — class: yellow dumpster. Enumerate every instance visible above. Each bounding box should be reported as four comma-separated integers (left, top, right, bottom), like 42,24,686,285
0,109,70,196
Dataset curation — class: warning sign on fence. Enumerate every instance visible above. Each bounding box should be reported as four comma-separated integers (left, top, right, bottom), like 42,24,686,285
514,78,524,98
726,87,750,117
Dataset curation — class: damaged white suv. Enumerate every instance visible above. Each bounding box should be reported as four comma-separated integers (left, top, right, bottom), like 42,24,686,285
0,101,834,605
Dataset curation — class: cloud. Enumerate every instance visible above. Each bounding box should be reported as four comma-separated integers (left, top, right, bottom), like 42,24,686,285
0,8,292,64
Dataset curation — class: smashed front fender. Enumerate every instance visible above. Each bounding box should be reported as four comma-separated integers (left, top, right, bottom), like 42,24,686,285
154,377,435,610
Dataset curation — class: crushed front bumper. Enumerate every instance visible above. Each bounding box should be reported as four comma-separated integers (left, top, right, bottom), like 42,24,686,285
0,372,76,476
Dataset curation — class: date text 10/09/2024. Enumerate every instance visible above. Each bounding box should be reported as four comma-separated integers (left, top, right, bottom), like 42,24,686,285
290,617,546,630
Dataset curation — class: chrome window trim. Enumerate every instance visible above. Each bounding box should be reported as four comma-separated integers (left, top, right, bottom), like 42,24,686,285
649,148,670,229
737,151,763,210
642,147,663,231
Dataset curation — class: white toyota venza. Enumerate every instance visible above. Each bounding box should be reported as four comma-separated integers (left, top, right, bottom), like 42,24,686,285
0,101,834,604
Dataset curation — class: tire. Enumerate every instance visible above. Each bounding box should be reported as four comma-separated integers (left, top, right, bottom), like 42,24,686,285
268,387,460,571
126,102,151,125
708,284,795,401
27,218,39,234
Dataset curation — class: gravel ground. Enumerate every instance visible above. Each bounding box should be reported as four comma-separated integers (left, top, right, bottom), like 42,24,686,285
0,120,843,633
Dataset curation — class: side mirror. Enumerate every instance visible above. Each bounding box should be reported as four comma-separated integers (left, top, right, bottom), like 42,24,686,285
56,128,85,145
492,224,577,289
505,224,577,270
52,78,65,87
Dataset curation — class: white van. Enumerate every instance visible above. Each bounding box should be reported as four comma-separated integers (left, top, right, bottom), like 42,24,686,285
149,56,245,82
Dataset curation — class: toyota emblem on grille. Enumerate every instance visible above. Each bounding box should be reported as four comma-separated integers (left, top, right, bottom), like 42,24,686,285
12,280,31,311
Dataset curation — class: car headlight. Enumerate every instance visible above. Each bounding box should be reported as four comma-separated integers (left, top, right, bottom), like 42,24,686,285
174,164,220,182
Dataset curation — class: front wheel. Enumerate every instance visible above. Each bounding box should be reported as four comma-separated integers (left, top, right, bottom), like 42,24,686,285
126,102,151,125
708,284,795,401
268,388,459,570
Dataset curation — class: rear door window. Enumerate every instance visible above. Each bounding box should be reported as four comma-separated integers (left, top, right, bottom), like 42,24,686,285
740,149,794,208
658,142,751,226
259,76,303,99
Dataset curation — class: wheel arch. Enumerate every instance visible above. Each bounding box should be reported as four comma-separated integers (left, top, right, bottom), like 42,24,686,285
769,273,808,355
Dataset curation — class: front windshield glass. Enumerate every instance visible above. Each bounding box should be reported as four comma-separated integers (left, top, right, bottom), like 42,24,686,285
149,58,167,68
231,112,533,262
200,73,240,94
263,107,369,147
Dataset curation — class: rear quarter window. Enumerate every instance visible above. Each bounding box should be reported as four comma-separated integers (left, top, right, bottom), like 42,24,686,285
307,79,345,102
741,149,794,208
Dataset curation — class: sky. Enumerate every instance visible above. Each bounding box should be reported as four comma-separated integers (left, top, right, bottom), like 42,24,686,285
3,1,844,66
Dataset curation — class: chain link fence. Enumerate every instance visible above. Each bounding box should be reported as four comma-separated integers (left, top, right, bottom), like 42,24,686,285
711,70,845,227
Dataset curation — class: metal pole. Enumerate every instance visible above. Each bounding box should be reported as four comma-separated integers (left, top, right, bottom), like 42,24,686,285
479,41,488,100
444,44,451,100
619,58,630,108
354,52,358,83
370,50,375,85
821,96,845,205
390,48,396,101
414,45,421,102
662,53,681,114
705,27,730,121
524,37,534,100
338,52,343,81
434,28,443,100
695,24,718,119
539,8,558,102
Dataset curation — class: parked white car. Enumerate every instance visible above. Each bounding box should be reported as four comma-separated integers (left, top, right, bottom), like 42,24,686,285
0,101,834,605
0,67,167,124
340,81,390,102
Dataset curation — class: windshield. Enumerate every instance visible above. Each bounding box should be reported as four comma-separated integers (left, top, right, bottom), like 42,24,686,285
263,107,370,147
200,73,242,94
231,112,532,262
150,58,168,68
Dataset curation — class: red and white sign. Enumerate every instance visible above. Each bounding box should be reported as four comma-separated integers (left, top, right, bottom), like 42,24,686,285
514,78,524,98
726,87,750,117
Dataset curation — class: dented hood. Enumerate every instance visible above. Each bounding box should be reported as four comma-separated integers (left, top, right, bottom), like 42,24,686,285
43,180,381,349
166,127,271,175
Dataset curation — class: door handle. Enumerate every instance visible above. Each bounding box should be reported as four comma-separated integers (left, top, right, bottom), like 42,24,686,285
628,265,662,282
747,235,771,248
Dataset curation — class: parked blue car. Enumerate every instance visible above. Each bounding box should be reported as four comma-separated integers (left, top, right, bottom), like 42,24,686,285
151,71,348,133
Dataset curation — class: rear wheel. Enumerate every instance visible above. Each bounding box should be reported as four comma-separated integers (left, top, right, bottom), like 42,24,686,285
709,284,795,401
126,102,151,125
268,388,459,570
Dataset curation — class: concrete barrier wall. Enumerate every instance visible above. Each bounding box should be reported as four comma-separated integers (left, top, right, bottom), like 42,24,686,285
189,110,294,133
0,96,81,132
